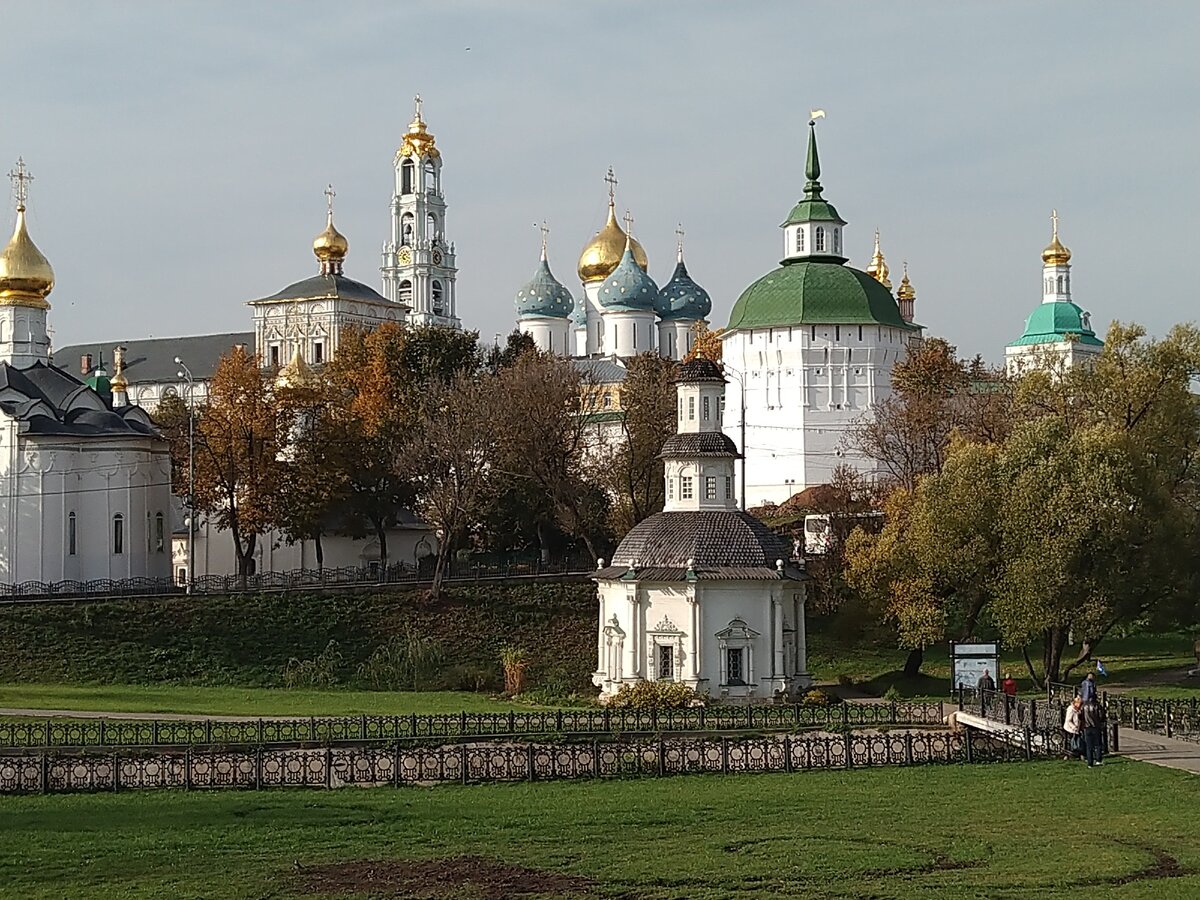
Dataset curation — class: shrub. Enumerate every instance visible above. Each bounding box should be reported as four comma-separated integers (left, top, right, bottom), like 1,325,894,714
836,674,855,687
499,645,529,695
800,688,837,707
356,627,445,691
882,685,902,701
445,663,500,693
607,681,707,709
282,640,344,689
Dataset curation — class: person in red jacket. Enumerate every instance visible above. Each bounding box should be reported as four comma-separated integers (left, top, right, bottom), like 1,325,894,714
1001,672,1018,696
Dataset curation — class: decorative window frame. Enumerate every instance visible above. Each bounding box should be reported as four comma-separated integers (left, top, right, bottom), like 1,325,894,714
716,618,760,688
646,615,685,683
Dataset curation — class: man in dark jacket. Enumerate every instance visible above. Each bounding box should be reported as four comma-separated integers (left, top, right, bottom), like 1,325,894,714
1081,699,1106,767
1079,672,1098,702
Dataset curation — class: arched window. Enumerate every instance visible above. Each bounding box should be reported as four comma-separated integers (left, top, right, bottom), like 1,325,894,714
155,512,165,553
833,228,841,254
795,228,804,253
68,512,77,556
815,227,826,252
113,514,124,555
431,280,444,314
1057,275,1065,293
401,213,414,247
703,395,711,421
424,160,437,193
401,159,414,195
398,280,413,305
427,213,439,240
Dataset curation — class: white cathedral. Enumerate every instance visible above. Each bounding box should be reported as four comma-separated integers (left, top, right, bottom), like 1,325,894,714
0,161,172,585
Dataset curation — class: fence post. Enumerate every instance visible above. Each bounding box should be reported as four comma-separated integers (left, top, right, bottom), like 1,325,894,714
99,719,106,747
255,746,263,790
784,735,792,774
1029,700,1037,731
310,717,316,743
459,711,467,736
658,739,666,778
1110,722,1120,753
841,703,849,730
461,745,469,785
1023,727,1032,760
1132,697,1139,731
1166,701,1173,739
904,733,913,766
152,720,160,745
204,719,212,745
410,713,418,737
44,719,51,748
844,730,853,768
957,685,964,710
593,740,601,778
890,701,897,726
1004,695,1012,726
527,743,536,782
40,751,48,794
701,706,708,730
257,719,264,745
185,746,192,791
964,727,974,763
721,737,729,776
325,747,333,789
112,753,120,793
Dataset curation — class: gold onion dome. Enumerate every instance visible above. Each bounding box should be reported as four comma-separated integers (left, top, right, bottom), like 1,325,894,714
313,212,348,263
865,229,891,290
0,204,55,309
276,346,317,389
896,264,915,301
1042,209,1071,266
578,203,648,284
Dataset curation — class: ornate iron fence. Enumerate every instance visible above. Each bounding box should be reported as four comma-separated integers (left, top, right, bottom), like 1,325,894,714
0,552,596,603
0,725,1052,795
0,700,948,750
1105,695,1200,743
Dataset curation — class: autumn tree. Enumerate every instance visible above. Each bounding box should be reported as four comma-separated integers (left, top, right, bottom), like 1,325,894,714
192,345,280,582
601,352,677,535
151,392,194,500
493,351,611,561
398,374,500,596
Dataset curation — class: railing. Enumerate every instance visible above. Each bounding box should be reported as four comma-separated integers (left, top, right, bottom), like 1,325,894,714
0,701,948,750
1105,694,1200,743
0,552,596,603
0,725,1053,795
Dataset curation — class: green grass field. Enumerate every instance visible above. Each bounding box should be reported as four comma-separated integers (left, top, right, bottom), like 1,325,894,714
0,761,1196,899
0,684,543,717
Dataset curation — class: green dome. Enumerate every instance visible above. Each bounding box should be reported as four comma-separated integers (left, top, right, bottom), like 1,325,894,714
1008,301,1103,348
727,260,909,330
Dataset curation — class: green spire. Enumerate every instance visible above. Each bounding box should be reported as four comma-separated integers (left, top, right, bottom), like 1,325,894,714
804,122,822,197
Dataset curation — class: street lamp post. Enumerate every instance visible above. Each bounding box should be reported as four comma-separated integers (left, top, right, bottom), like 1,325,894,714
722,364,748,512
174,357,196,594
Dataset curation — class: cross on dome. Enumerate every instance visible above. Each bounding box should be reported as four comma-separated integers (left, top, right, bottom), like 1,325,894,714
676,223,685,261
1051,208,1059,238
536,220,550,259
604,166,618,204
8,157,33,210
622,209,634,236
324,183,336,217
414,94,422,119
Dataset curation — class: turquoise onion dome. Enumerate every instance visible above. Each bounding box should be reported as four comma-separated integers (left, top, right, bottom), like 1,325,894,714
657,255,711,321
570,296,588,327
514,254,574,320
598,241,659,312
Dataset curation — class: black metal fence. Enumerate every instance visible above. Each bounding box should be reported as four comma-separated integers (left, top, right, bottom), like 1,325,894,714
0,552,596,603
1105,695,1200,743
0,701,947,750
0,725,1054,795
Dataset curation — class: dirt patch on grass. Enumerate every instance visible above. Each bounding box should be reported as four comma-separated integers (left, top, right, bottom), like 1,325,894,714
295,855,594,898
1093,843,1195,886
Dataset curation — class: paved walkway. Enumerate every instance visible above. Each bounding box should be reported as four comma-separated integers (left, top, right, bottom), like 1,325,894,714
1116,727,1200,774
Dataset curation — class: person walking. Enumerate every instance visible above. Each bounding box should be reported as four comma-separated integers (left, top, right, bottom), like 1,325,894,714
1081,698,1105,767
1079,671,1097,702
977,669,996,716
1063,696,1083,759
1001,672,1018,697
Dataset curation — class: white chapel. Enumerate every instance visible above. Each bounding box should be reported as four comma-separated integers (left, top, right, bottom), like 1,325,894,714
592,358,810,702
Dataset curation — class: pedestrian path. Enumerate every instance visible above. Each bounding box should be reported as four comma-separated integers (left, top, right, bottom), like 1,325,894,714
1117,727,1200,774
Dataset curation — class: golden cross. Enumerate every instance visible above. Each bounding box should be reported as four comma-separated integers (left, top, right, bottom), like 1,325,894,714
8,157,32,209
676,223,685,259
414,94,422,119
1051,208,1059,238
622,209,634,236
604,166,618,203
538,220,549,256
324,183,336,216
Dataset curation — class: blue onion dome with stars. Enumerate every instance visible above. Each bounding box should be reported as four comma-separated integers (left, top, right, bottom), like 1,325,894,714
656,251,711,321
514,248,574,320
598,240,660,312
570,296,588,328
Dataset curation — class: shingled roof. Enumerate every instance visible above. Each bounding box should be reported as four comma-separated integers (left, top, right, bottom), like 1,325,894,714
597,511,802,582
659,432,740,459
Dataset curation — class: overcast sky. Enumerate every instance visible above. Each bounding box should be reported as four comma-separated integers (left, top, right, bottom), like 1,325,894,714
4,2,1198,363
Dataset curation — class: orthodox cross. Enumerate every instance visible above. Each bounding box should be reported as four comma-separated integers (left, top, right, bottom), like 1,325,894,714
675,223,685,258
8,157,32,209
538,220,549,256
604,166,618,203
324,183,336,216
414,94,422,119
1051,208,1059,238
622,209,634,236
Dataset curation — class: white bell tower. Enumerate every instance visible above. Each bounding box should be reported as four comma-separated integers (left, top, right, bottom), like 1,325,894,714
381,96,460,329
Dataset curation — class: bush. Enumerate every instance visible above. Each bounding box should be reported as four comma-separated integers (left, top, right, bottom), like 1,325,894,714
607,681,707,709
836,674,855,687
282,640,344,689
356,627,445,691
882,685,902,701
800,688,837,707
499,645,529,695
445,663,500,693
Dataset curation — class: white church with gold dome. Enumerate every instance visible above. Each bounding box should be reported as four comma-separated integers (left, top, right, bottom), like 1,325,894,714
0,160,172,585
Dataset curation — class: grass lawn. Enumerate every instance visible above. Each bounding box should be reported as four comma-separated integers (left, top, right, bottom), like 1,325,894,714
810,630,1199,699
0,760,1197,899
0,684,545,717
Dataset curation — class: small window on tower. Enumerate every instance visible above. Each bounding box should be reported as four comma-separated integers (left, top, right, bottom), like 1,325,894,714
834,228,841,254
795,229,804,253
68,512,77,556
702,396,710,421
399,280,413,305
667,477,673,500
681,477,694,500
401,159,414,195
705,476,717,500
113,514,124,555
432,280,444,314
269,346,280,368
815,227,826,252
688,396,695,420
155,512,165,553
313,342,324,364
725,477,732,500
